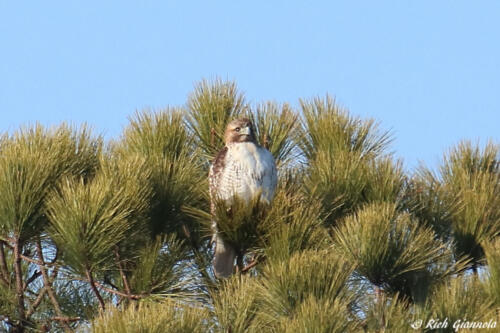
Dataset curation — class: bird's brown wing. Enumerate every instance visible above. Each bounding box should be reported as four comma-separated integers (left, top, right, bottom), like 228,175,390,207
209,146,228,217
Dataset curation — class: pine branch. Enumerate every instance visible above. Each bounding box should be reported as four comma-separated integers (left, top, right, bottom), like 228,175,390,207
0,240,9,285
94,283,145,300
26,288,46,318
86,268,106,311
74,276,146,301
52,316,81,322
241,259,260,274
35,238,72,332
13,237,27,333
114,246,132,301
0,239,58,268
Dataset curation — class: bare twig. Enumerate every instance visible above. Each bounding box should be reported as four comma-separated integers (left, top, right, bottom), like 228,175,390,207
50,266,59,282
1,239,57,267
35,239,73,332
0,240,10,285
26,265,60,317
86,268,106,311
26,288,47,317
13,237,27,332
241,260,259,273
52,316,80,322
114,247,132,301
72,276,146,300
95,282,145,300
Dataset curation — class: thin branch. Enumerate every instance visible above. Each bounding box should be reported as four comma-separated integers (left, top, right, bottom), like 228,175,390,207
72,276,146,300
35,239,72,332
0,240,10,286
24,253,58,267
95,282,145,300
1,239,57,267
26,288,47,317
52,316,81,322
114,247,132,301
26,265,61,317
50,266,59,282
13,237,27,333
241,259,260,273
86,268,106,311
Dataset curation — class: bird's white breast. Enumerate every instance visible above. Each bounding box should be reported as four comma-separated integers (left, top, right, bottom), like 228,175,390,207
218,142,277,203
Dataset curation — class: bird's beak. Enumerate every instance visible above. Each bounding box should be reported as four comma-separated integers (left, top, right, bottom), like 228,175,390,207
239,126,250,135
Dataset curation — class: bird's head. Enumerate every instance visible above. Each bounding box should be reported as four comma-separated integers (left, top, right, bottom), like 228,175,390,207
224,118,256,144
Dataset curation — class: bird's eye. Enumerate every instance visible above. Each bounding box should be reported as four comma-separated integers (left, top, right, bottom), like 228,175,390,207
235,127,240,132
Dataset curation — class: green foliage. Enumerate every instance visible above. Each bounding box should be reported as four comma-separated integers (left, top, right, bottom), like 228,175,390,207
363,157,406,204
118,109,207,238
121,108,191,159
0,281,16,320
416,141,500,267
126,234,193,298
54,280,101,322
404,169,456,241
209,195,269,255
278,296,359,333
255,250,356,330
360,293,420,333
0,80,496,332
91,300,212,333
333,202,464,302
0,124,101,240
299,96,400,225
211,275,260,333
483,239,500,306
262,186,328,263
426,275,495,333
298,95,392,161
248,102,299,167
46,155,151,274
186,78,248,157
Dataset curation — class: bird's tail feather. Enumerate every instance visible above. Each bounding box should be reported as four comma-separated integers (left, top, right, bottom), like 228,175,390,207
213,235,236,278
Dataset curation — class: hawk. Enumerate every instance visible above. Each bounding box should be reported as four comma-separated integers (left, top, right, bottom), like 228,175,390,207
209,118,277,278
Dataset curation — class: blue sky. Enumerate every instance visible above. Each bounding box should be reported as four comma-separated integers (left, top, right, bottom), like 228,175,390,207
1,1,498,169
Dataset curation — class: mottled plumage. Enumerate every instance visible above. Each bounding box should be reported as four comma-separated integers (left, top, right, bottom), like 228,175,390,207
209,118,277,278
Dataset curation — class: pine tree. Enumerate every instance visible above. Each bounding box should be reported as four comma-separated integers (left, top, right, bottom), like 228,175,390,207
0,79,498,332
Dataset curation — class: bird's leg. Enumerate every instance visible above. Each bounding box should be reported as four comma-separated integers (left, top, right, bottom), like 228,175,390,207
210,219,218,246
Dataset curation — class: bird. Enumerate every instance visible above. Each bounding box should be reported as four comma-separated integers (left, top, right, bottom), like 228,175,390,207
209,118,277,278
